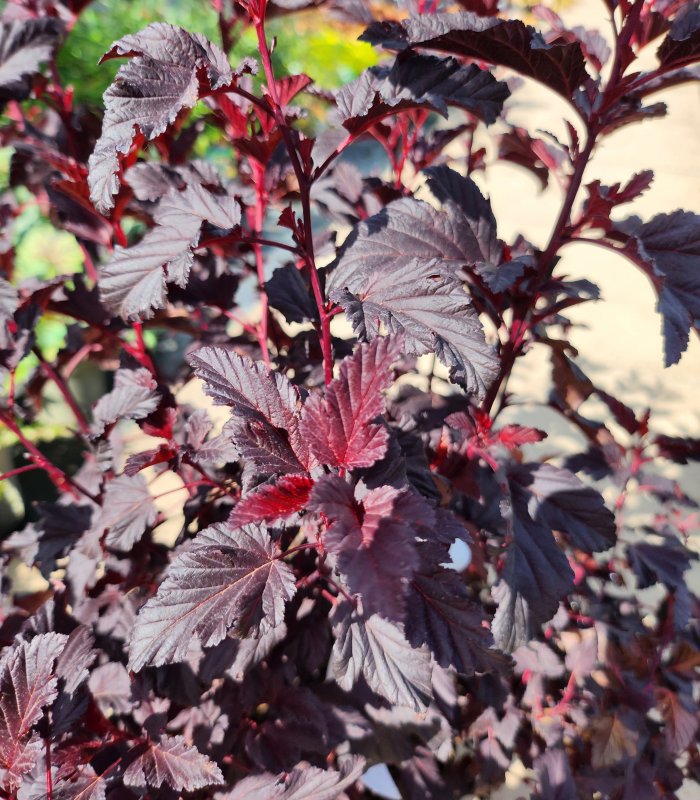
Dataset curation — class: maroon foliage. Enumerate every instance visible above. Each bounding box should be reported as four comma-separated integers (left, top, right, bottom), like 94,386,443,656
0,0,699,797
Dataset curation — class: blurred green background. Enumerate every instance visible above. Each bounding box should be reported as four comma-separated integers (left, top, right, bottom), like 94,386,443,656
57,0,378,105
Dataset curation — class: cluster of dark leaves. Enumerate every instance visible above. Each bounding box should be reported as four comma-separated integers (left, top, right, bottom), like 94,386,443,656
0,0,699,798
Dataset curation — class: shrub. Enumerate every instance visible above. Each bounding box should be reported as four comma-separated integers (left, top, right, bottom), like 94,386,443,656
0,0,699,798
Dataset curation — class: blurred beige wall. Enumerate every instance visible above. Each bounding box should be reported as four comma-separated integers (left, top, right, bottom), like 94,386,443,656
480,3,700,437
466,3,699,798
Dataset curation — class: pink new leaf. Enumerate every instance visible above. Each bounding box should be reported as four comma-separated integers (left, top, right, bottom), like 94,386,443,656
230,474,315,527
300,337,403,470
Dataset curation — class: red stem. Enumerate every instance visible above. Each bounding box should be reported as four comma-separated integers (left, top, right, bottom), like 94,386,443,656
0,463,42,483
538,132,596,275
251,160,271,367
313,134,353,179
323,574,357,606
481,4,648,416
113,221,127,248
224,308,259,336
282,541,321,558
181,454,229,491
394,116,411,188
0,411,97,502
132,322,158,376
550,672,577,716
79,242,99,283
481,131,597,416
254,16,333,384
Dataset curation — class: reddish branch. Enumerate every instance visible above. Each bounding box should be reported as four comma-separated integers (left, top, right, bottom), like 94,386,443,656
253,14,334,384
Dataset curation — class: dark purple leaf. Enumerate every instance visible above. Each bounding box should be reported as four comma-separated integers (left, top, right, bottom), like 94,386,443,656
192,431,240,467
123,444,176,476
224,756,365,800
455,0,500,15
97,474,157,551
498,127,554,190
100,183,241,319
533,6,611,73
183,408,239,467
494,465,614,650
654,433,700,463
266,265,319,324
47,180,113,247
336,51,509,133
580,172,654,232
88,23,255,212
201,623,286,683
599,97,668,136
229,474,314,527
123,734,223,791
589,712,640,768
631,63,700,100
311,159,364,222
615,210,700,366
329,168,500,398
657,690,699,753
628,537,695,590
17,759,59,800
189,346,314,476
657,8,700,69
125,159,223,202
509,463,616,552
48,275,112,330
0,633,67,791
595,387,640,435
309,476,426,620
492,486,573,652
406,553,508,675
54,626,96,694
395,745,445,800
3,502,93,578
244,685,330,771
87,662,132,715
54,765,106,800
300,337,402,470
90,367,159,436
129,523,295,670
189,345,303,432
336,260,497,400
65,527,102,602
533,748,576,800
362,11,590,101
332,165,502,288
423,163,503,267
329,601,432,711
0,18,63,108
